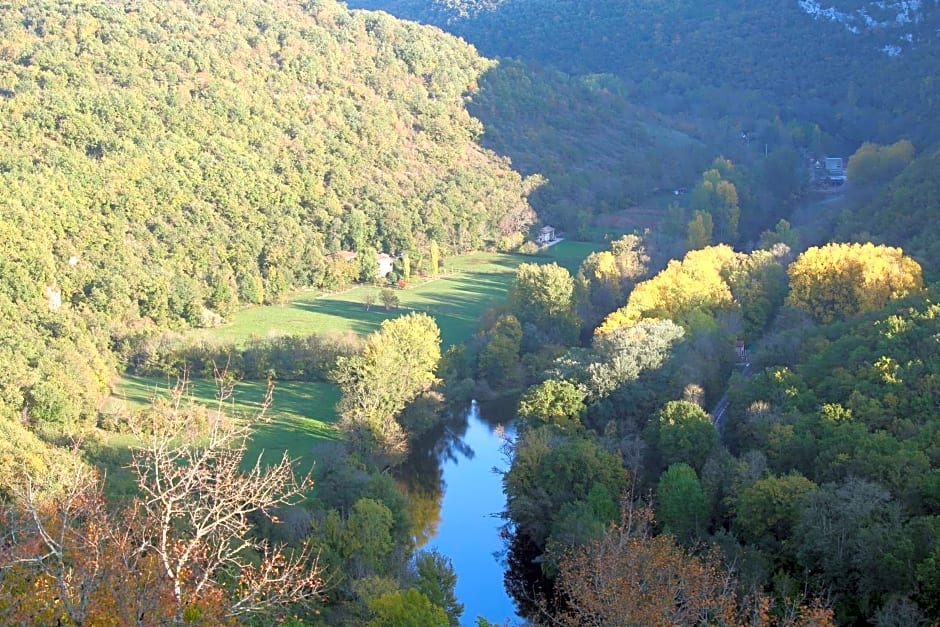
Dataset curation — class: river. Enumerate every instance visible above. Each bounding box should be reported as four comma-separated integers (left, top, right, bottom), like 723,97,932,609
400,400,519,626
393,191,850,625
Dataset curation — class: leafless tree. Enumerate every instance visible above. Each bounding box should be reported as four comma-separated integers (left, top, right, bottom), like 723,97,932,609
1,377,325,625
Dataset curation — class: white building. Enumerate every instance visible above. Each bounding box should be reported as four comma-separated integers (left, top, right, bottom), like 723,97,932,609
376,252,395,279
537,225,556,244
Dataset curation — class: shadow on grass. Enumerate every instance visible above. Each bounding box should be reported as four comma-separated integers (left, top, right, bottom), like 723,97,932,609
538,240,604,272
289,269,518,347
448,255,526,271
109,376,341,478
289,299,396,335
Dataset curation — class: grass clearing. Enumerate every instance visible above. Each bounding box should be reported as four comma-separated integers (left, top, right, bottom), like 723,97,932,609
196,245,602,349
198,251,533,349
104,375,340,480
540,240,603,273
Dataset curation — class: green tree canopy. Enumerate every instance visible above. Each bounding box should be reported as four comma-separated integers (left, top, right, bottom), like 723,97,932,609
575,235,650,329
507,262,580,345
367,588,449,627
585,319,685,398
732,473,818,559
335,313,442,461
648,400,719,473
656,463,709,542
477,314,524,389
504,428,627,547
414,550,463,626
690,159,742,243
517,379,586,431
847,140,916,185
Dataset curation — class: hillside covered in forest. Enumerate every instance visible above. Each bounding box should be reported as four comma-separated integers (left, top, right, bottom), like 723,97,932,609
347,0,940,150
839,145,940,281
0,0,535,487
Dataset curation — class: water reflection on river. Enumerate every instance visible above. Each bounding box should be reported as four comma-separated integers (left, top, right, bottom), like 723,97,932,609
398,400,519,626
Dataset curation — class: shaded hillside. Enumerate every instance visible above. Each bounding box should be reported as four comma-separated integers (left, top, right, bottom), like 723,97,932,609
346,0,940,148
466,60,709,228
0,0,535,485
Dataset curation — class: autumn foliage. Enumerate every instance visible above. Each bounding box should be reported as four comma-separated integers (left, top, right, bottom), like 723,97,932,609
0,383,324,625
547,505,835,627
596,245,740,334
786,242,922,323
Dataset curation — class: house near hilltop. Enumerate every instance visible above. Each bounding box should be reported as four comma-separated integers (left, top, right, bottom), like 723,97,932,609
809,156,847,189
329,250,358,263
824,157,846,184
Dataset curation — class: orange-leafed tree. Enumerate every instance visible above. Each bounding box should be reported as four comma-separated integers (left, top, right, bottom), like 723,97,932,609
546,504,834,626
548,505,739,626
0,465,177,626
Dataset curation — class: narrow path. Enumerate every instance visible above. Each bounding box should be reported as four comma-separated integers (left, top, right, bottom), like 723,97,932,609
710,191,847,441
710,361,751,443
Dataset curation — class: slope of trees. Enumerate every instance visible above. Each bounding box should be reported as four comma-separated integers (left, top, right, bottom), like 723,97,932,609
346,0,940,149
463,59,709,228
0,0,537,492
839,145,940,282
723,294,940,621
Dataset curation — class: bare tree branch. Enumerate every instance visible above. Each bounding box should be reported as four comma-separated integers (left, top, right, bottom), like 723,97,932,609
1,374,324,625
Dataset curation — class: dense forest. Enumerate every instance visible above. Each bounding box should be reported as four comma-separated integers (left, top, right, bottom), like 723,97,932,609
3,0,940,624
0,0,536,486
480,235,936,624
347,0,940,149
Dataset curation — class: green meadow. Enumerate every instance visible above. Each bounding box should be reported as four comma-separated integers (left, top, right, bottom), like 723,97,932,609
199,251,523,349
542,240,604,274
108,241,599,484
108,375,340,478
196,242,598,349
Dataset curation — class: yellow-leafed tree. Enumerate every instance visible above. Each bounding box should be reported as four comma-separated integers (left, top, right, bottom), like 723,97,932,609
596,245,739,334
785,242,922,323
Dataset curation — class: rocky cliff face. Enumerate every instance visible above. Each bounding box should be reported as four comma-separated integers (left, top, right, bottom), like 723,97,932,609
798,0,939,54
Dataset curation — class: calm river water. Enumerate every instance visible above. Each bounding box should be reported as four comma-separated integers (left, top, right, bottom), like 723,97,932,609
393,193,849,625
400,400,519,626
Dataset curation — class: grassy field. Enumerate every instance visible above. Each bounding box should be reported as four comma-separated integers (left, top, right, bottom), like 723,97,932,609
200,252,520,349
197,242,599,349
543,239,604,273
107,375,341,479
105,241,600,487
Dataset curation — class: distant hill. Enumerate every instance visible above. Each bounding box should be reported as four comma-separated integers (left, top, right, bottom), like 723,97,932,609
0,0,536,480
346,0,940,148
